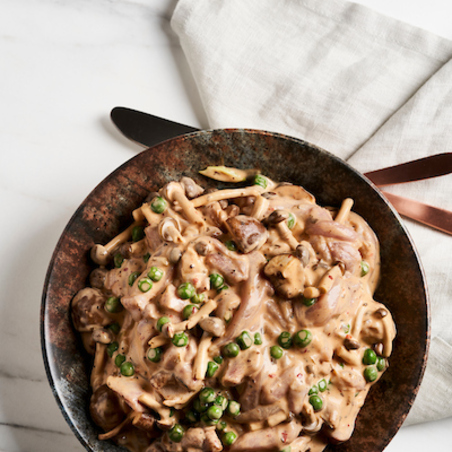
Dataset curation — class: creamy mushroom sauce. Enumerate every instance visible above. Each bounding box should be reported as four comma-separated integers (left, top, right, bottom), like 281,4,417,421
72,168,396,452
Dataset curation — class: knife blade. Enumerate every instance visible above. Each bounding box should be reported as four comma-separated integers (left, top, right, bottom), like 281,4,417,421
382,191,452,235
111,107,452,187
111,107,199,148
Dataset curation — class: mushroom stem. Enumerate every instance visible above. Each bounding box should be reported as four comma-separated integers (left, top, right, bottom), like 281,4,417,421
148,334,169,348
98,414,132,441
251,195,269,220
192,187,262,208
172,189,205,226
90,221,140,265
276,221,299,250
335,198,354,224
318,265,342,294
193,332,212,380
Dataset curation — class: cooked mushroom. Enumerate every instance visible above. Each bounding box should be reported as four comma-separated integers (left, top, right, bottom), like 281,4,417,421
90,222,140,265
264,254,305,298
180,176,204,199
199,316,225,337
225,215,268,253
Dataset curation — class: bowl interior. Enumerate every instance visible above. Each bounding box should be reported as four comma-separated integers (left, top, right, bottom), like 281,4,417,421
41,129,429,452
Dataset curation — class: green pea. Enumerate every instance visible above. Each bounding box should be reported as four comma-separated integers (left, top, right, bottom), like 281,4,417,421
364,366,378,382
376,357,386,372
287,213,296,229
157,316,170,332
113,252,124,268
177,282,196,299
115,354,126,367
253,174,268,189
106,341,119,357
280,446,292,452
147,347,162,363
210,273,225,290
120,361,135,377
308,385,319,395
105,296,123,314
270,345,283,360
207,405,223,420
361,260,370,277
132,225,145,242
143,252,151,263
172,332,189,347
278,331,292,349
215,395,228,410
254,332,263,345
225,240,237,251
363,348,377,365
168,424,184,443
201,413,219,426
191,293,205,304
236,331,253,350
206,361,219,378
193,398,209,413
213,355,224,364
199,387,216,404
293,329,312,348
222,431,237,446
183,304,198,320
217,285,229,293
318,379,327,392
150,196,167,214
223,342,240,358
186,410,199,423
309,395,323,411
216,420,227,432
128,271,140,286
108,322,120,334
148,266,164,282
138,277,153,293
226,400,241,417
302,296,316,307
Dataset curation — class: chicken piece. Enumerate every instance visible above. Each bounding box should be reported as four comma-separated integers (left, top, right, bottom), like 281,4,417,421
264,254,305,298
179,246,210,291
71,288,110,331
180,176,205,199
273,184,315,203
182,427,223,452
226,215,268,253
158,284,186,313
221,348,264,387
89,384,125,432
229,420,302,452
205,252,249,285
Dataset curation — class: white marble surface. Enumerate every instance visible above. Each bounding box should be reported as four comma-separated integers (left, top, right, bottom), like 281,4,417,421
1,1,451,451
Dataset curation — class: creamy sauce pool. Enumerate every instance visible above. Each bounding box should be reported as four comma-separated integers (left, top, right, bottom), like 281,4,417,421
72,169,396,452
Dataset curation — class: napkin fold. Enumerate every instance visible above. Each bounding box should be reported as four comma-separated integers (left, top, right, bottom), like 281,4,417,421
171,0,452,425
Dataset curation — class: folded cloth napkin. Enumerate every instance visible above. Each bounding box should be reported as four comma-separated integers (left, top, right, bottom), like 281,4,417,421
171,0,452,425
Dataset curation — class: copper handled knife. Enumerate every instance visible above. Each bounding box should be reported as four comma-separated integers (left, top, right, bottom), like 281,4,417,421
110,107,452,235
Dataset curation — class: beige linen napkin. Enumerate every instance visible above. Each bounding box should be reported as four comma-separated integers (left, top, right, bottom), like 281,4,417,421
171,0,452,425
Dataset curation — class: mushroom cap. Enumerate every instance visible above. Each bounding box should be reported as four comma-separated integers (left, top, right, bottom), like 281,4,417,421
90,244,111,266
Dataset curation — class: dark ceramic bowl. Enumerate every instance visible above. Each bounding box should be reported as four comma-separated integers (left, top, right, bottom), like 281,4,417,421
41,129,429,452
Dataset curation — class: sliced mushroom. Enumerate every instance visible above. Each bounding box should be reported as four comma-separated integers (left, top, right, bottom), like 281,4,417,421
225,215,268,253
264,254,305,298
89,268,108,289
159,217,183,243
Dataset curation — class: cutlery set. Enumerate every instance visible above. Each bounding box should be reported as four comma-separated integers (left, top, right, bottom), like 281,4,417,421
110,106,452,235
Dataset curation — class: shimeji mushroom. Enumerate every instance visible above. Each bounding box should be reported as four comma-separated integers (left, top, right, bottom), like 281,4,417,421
158,217,183,243
90,222,141,266
164,182,205,226
334,198,354,224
